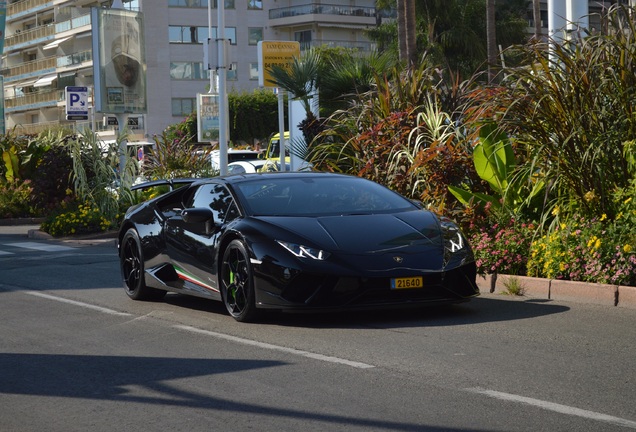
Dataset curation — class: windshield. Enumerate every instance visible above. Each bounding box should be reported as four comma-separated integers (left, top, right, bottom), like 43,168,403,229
234,176,416,216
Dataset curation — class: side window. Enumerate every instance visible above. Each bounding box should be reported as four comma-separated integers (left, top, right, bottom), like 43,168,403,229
191,184,239,223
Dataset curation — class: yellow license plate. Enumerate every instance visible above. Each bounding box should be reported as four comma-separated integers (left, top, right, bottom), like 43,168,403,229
390,277,423,290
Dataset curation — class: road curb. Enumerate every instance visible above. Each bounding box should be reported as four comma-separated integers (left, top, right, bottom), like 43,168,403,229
27,228,117,247
477,274,635,309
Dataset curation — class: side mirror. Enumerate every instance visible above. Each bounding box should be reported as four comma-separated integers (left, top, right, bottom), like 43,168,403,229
182,207,216,235
182,207,215,224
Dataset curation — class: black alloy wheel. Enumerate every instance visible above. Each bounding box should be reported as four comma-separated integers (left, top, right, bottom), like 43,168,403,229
120,228,166,301
221,240,259,322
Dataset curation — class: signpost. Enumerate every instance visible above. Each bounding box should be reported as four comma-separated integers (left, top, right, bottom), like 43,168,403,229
65,86,89,121
197,93,220,143
258,41,300,171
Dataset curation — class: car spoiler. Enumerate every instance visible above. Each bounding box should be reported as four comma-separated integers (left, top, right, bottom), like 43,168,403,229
131,178,200,192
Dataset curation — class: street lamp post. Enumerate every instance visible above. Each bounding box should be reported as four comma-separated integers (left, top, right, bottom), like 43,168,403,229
217,0,228,176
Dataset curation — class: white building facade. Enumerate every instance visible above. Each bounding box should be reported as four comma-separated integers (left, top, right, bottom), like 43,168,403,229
2,0,382,142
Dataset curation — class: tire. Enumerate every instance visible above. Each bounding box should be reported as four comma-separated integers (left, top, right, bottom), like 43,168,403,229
120,228,166,301
221,240,259,322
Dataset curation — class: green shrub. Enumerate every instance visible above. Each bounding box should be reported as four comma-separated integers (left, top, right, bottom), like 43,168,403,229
527,214,635,287
41,202,116,237
0,179,35,218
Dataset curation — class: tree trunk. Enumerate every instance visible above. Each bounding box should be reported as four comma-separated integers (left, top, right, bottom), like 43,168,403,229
397,0,407,64
405,0,417,68
486,0,497,82
533,0,541,41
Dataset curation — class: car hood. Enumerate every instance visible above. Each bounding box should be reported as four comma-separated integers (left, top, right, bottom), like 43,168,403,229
258,211,443,255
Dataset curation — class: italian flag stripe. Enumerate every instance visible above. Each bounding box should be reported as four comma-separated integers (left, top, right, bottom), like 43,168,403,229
173,265,219,292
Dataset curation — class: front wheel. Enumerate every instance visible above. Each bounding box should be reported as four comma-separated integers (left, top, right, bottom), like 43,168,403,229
120,228,166,301
221,240,259,322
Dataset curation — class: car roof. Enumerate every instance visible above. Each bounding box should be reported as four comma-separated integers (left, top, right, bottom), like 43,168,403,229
220,171,349,184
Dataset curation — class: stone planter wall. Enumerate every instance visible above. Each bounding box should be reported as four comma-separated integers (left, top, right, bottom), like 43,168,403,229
476,274,636,309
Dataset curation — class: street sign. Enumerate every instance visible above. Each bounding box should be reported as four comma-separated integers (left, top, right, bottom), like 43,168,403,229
257,41,300,88
197,93,220,142
65,86,89,120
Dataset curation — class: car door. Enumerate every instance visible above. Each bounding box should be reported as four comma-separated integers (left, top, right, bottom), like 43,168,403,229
164,182,240,299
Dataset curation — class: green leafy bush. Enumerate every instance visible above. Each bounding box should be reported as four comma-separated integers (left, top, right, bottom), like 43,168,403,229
41,202,116,237
0,180,35,218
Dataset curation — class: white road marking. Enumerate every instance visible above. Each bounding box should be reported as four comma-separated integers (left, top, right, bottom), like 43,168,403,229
468,387,636,429
175,324,375,369
25,291,132,317
3,242,76,252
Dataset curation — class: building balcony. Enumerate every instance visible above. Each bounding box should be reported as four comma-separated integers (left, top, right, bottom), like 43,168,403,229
2,56,57,80
7,0,52,18
12,120,63,136
5,89,63,112
301,39,376,52
268,3,394,28
5,13,91,51
5,23,56,49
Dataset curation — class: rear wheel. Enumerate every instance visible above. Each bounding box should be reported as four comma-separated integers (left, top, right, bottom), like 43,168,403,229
120,228,166,301
221,240,259,322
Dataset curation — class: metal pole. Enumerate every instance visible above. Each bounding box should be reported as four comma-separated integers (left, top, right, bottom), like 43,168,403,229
116,113,128,184
217,0,228,176
278,89,286,171
207,0,214,94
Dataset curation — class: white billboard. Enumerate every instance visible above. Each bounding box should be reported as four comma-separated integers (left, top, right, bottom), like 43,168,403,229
92,8,147,114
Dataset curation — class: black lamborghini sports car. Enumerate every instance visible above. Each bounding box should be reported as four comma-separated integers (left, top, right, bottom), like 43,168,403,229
118,172,479,322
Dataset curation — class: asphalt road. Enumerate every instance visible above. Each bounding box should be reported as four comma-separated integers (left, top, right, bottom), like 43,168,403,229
1,230,635,431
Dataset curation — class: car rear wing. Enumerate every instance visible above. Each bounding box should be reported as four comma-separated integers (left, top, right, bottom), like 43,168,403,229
130,178,200,192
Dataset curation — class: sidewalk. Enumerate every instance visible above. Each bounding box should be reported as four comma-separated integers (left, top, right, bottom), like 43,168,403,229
0,221,117,246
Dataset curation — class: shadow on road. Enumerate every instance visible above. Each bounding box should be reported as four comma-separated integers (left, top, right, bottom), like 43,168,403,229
0,353,489,432
161,293,569,330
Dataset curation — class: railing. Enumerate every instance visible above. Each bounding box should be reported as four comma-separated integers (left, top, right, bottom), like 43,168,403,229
5,23,55,48
5,89,63,109
2,56,56,79
5,14,90,49
301,39,376,52
7,0,50,16
269,3,395,20
55,14,91,33
57,50,92,68
12,120,63,135
2,49,91,80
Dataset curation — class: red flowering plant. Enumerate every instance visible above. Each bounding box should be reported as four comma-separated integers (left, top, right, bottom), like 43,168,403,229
469,218,535,276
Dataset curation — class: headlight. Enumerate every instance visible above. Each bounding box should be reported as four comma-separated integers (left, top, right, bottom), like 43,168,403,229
446,229,465,253
276,240,330,260
440,217,473,267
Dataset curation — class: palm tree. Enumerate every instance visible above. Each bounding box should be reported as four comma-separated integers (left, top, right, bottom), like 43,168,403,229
266,49,321,144
486,0,497,82
396,0,417,67
532,0,541,41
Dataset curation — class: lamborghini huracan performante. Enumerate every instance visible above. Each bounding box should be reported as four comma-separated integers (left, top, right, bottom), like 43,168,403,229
118,172,479,322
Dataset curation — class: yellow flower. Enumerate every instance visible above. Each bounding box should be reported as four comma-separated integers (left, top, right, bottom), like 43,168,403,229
584,191,597,202
551,206,560,216
625,197,632,205
624,244,633,253
600,213,607,221
595,239,601,249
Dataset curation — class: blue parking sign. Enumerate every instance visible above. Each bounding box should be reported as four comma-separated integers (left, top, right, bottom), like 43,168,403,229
66,86,89,121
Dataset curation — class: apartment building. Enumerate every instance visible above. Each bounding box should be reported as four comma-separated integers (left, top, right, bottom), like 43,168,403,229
527,1,629,37
2,0,382,142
